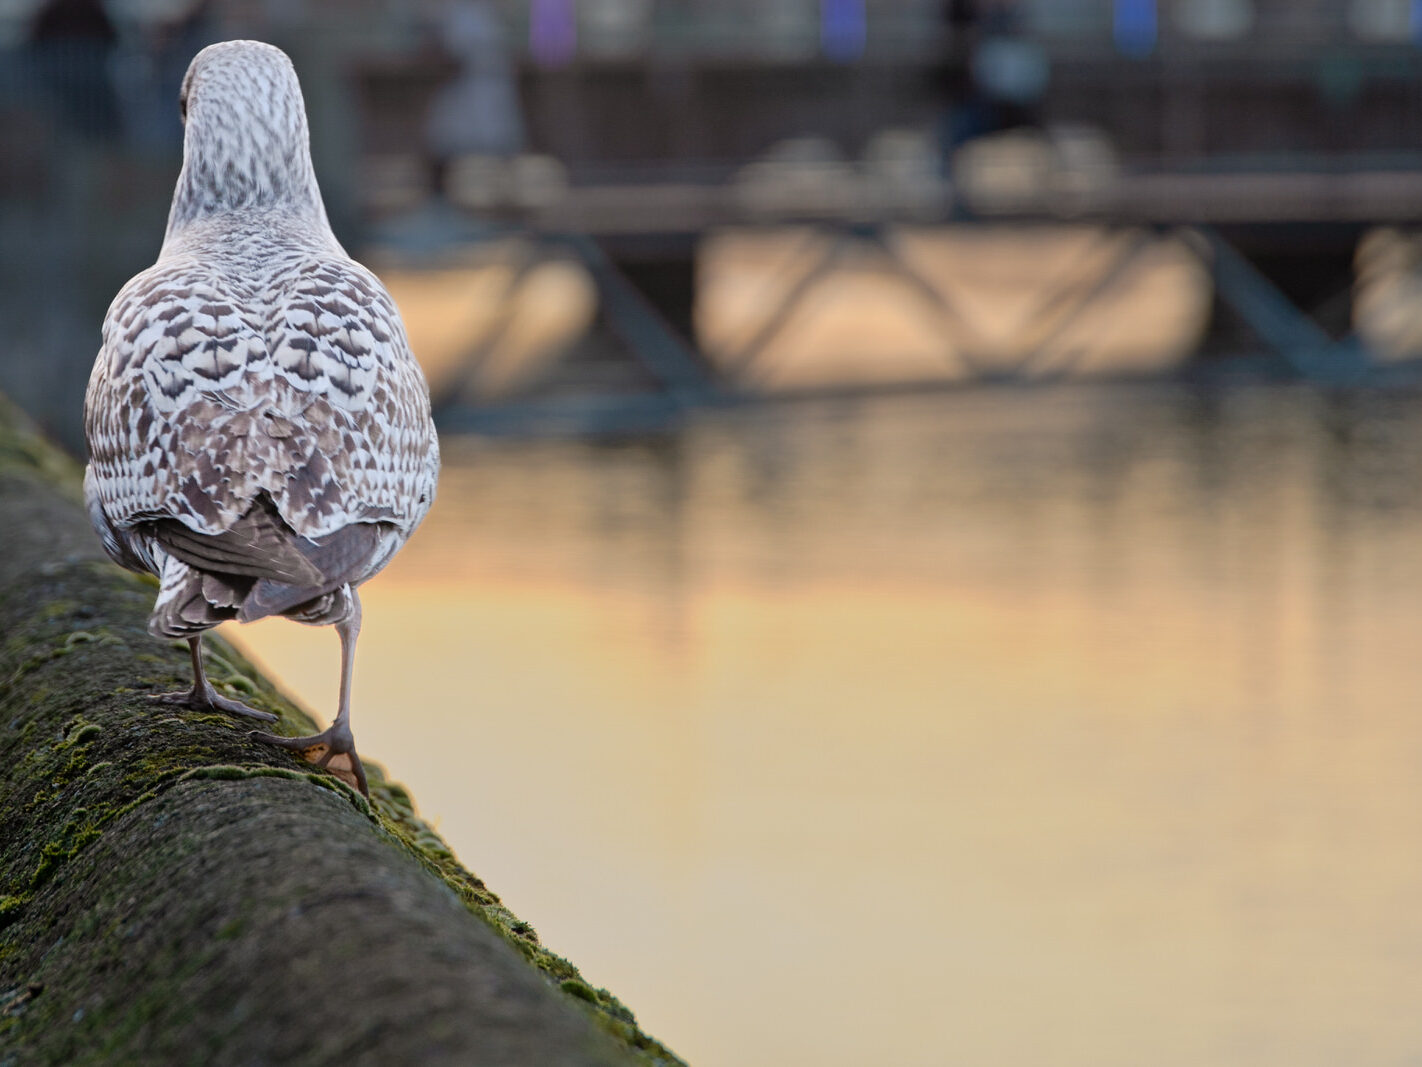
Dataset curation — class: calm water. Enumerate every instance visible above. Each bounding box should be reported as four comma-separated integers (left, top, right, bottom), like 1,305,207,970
231,384,1422,1066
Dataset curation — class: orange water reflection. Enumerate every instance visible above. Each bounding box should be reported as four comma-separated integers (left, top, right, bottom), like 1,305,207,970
229,386,1422,1066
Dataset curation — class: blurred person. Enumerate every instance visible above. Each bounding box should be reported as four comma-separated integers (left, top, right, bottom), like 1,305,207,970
26,0,121,140
423,0,525,199
940,0,1047,150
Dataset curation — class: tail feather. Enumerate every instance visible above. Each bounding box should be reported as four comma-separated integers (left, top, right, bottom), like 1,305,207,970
238,577,338,623
148,558,248,638
239,581,352,626
143,495,397,631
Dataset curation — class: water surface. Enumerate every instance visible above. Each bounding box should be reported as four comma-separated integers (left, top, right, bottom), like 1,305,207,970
232,384,1422,1066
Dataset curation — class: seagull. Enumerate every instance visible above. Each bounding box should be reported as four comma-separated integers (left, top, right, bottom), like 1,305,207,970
83,40,440,797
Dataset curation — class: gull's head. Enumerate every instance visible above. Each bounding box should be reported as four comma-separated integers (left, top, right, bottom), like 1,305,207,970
167,40,326,235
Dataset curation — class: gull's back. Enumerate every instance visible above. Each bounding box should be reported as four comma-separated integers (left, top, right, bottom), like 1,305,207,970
84,40,439,633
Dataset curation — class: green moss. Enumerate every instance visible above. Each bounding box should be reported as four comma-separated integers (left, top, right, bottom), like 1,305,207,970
562,978,598,1003
39,601,78,620
66,723,103,746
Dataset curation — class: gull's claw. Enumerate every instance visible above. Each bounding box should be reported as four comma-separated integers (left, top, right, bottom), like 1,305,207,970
150,686,278,722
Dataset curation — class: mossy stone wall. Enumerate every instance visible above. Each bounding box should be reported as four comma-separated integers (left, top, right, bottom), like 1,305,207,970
0,398,684,1066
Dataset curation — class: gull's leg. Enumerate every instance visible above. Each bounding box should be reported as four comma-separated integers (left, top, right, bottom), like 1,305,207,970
250,591,368,797
150,634,278,722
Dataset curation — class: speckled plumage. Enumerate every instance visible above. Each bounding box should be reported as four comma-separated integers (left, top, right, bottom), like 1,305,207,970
82,41,439,794
84,40,438,635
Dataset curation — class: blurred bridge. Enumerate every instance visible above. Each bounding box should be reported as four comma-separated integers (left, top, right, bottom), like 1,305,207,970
7,0,1422,439
343,2,1422,433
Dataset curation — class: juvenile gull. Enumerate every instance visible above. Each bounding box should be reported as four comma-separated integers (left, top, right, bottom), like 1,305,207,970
83,40,440,797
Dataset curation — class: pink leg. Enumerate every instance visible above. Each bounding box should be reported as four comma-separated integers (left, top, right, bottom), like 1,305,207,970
249,591,368,797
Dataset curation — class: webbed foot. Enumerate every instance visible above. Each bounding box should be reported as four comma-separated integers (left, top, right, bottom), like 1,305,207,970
250,722,368,797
